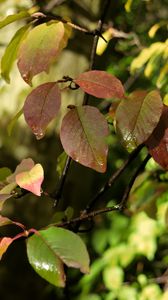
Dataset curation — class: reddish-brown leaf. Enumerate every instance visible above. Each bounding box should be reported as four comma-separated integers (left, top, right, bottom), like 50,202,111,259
74,70,125,99
17,22,66,85
60,106,109,173
23,82,61,139
115,90,163,152
146,105,168,169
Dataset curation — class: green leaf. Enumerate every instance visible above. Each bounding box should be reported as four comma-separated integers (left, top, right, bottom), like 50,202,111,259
0,167,12,181
103,265,124,290
56,151,68,178
0,10,30,30
60,106,109,173
27,227,90,287
1,25,29,83
17,22,69,85
0,182,16,211
115,90,163,152
7,107,23,135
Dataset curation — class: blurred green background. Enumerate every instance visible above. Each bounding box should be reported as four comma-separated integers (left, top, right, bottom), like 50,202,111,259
0,0,168,299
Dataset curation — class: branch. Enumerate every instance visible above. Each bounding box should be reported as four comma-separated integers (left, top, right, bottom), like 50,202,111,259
53,0,110,206
83,144,144,213
55,153,150,229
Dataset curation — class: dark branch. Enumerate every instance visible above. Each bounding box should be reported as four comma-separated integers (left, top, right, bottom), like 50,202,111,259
83,144,144,213
55,153,150,229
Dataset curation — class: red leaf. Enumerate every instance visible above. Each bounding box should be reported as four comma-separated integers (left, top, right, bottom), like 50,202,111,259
115,90,163,152
146,105,168,169
60,106,109,173
17,22,65,85
16,164,44,196
74,70,125,99
23,82,61,139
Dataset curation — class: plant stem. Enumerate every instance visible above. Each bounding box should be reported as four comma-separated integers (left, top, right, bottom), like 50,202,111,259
53,0,111,206
56,153,150,228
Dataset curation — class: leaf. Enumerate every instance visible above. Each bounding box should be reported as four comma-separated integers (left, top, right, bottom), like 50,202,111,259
7,158,35,183
60,106,109,173
1,25,30,83
23,82,61,139
7,107,23,136
0,11,30,30
0,237,13,259
0,215,25,229
56,151,68,178
74,70,125,99
17,22,66,85
16,164,44,196
0,182,17,211
27,227,90,287
0,167,12,181
115,90,163,152
0,231,28,260
146,105,168,169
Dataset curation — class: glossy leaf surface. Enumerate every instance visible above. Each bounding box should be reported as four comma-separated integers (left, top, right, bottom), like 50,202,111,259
1,25,29,83
74,70,125,99
17,22,66,84
146,105,168,169
60,106,109,172
23,82,61,139
116,90,163,152
0,11,30,29
27,227,90,287
16,164,44,196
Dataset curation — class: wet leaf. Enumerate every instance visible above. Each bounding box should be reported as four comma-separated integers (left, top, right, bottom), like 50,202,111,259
23,82,61,139
17,22,67,85
60,106,109,173
27,227,90,287
1,25,29,83
74,70,125,99
0,11,30,29
16,164,44,196
115,90,163,152
146,105,168,169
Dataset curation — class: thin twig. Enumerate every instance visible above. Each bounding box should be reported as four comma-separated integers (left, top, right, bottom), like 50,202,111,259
55,153,150,228
53,0,111,206
56,205,120,227
83,144,144,213
119,153,151,209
